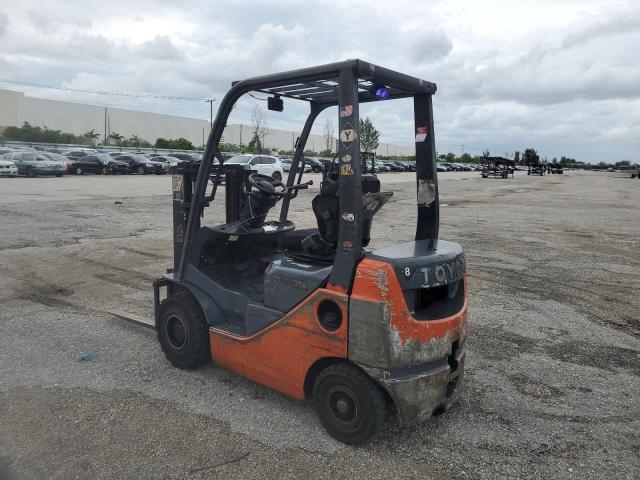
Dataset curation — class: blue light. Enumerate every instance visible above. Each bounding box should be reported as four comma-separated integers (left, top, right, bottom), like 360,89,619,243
375,86,390,99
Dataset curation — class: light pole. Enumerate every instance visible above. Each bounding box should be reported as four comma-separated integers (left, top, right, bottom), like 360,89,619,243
205,99,215,129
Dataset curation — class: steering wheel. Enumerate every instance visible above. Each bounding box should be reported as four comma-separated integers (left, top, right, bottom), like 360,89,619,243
248,173,287,197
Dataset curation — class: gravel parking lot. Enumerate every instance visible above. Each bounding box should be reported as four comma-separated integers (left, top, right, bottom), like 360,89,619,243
1,170,638,479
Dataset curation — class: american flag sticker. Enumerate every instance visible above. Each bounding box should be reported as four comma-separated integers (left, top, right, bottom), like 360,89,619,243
340,105,353,117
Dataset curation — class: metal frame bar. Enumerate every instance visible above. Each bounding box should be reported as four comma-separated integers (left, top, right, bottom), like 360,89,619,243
414,94,439,246
327,66,362,290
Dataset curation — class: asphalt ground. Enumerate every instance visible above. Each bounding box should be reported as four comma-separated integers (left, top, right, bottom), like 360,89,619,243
0,170,638,479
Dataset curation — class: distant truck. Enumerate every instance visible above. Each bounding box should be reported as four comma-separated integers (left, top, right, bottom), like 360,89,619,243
481,157,514,179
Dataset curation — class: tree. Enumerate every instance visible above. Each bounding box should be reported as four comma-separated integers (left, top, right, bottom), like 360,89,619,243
155,137,195,150
482,149,490,158
523,148,540,165
250,105,268,154
322,118,335,153
1,122,85,144
359,117,380,153
129,135,141,148
109,132,124,146
438,152,456,163
83,129,100,145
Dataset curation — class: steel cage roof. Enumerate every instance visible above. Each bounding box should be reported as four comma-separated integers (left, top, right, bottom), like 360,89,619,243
231,59,437,106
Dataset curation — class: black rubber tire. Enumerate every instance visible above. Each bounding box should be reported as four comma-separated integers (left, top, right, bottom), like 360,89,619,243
313,363,386,445
76,167,83,175
102,166,110,175
137,166,146,175
26,167,37,178
272,171,282,181
55,174,63,177
156,293,211,370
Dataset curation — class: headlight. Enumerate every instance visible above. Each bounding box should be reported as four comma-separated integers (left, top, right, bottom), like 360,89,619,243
146,163,153,167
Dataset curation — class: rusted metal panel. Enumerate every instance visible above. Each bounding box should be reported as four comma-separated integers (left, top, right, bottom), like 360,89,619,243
349,259,466,369
349,258,467,424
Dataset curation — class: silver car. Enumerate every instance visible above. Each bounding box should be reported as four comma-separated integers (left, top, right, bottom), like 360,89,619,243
2,151,67,177
0,158,18,177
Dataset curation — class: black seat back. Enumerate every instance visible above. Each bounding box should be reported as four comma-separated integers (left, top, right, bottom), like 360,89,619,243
312,173,384,247
312,194,340,244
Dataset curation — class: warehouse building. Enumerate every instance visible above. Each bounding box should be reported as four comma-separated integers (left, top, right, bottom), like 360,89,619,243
0,88,414,156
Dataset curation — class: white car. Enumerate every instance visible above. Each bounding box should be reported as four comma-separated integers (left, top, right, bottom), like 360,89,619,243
0,158,18,177
279,157,312,173
225,154,284,181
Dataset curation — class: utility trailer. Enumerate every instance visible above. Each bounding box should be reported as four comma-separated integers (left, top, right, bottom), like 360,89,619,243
481,157,514,178
528,164,546,176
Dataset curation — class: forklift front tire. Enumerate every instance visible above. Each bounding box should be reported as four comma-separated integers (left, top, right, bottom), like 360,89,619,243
156,293,211,370
313,363,386,445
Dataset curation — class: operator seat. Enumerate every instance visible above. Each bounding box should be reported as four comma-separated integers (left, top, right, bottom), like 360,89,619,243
279,172,385,255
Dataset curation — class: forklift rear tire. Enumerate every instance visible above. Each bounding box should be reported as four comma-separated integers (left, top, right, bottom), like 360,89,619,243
313,363,386,445
156,293,211,370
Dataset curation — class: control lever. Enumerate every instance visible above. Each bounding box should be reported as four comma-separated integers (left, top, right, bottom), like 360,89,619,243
287,179,313,192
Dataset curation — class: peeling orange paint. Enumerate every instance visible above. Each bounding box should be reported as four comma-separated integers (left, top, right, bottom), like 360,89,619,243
209,288,349,400
351,258,467,345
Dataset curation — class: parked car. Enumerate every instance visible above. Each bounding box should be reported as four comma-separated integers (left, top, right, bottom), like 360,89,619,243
390,161,409,171
43,147,67,154
114,154,165,174
40,152,75,171
106,151,129,157
225,154,284,181
0,158,18,177
404,162,416,172
304,157,324,173
150,155,182,173
68,154,130,175
169,152,203,162
63,149,97,162
2,151,66,177
439,162,458,171
280,156,311,173
317,158,335,171
382,162,404,172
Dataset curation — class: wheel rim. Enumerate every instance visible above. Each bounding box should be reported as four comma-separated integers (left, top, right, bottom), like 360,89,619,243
325,384,362,431
103,167,108,174
77,168,82,175
164,315,188,350
138,167,144,174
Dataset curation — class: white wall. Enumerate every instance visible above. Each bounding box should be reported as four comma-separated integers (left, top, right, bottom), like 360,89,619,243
0,89,415,156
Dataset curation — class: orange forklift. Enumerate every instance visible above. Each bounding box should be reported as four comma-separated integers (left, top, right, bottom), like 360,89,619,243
153,60,467,444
